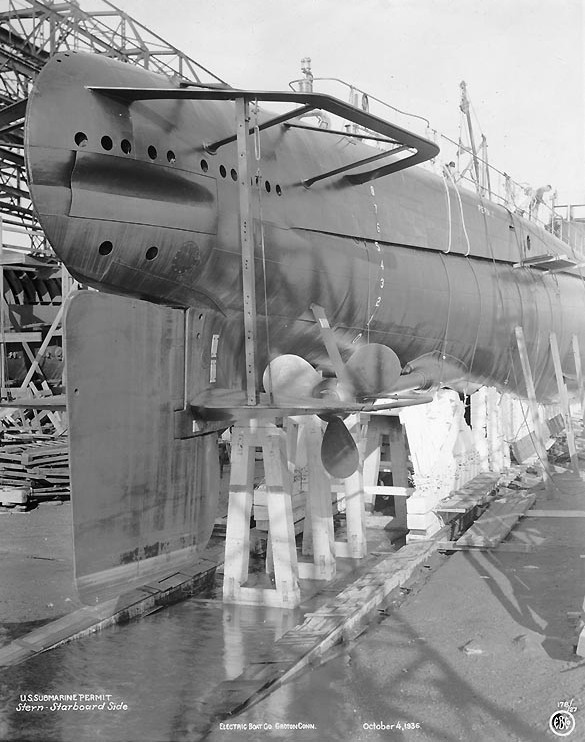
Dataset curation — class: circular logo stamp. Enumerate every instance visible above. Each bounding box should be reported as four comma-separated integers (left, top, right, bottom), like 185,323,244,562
549,710,576,737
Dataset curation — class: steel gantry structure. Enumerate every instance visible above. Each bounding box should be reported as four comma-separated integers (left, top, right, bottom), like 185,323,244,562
0,0,226,251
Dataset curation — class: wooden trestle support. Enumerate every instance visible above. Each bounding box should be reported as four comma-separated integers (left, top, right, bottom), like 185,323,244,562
222,389,517,606
222,376,582,611
222,364,585,662
226,94,585,650
222,415,370,608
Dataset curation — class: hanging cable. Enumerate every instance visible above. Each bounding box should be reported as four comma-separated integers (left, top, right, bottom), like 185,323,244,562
440,165,453,254
444,165,471,256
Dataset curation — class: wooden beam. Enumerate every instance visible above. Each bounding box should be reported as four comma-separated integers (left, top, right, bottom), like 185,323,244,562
19,303,64,391
456,492,536,548
388,415,410,528
572,335,585,425
438,540,535,553
298,417,336,580
223,425,255,601
365,485,413,497
550,332,578,473
524,510,585,518
223,422,301,607
335,415,367,559
515,326,553,494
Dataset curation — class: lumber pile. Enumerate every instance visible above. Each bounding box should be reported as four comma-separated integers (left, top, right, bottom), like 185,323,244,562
0,438,69,501
434,472,500,515
439,489,536,551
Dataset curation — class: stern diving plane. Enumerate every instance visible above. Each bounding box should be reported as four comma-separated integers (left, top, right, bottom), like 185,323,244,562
23,52,585,600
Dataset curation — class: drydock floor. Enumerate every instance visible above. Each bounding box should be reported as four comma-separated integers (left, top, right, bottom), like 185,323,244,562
0,464,584,742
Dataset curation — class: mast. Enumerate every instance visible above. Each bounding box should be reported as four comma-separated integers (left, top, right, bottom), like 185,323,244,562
459,80,483,196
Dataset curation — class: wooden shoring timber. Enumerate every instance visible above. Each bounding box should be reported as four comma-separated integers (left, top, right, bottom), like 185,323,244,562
362,413,411,531
514,326,553,494
438,540,536,553
434,471,500,515
223,422,301,608
0,260,74,435
455,491,536,549
334,414,368,559
485,387,509,473
362,415,385,507
572,335,585,426
298,416,337,580
18,303,65,393
550,332,579,474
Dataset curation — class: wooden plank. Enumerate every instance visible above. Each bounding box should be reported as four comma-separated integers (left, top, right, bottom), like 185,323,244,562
0,331,43,343
0,486,28,504
511,430,555,463
362,416,384,497
435,472,500,513
456,493,536,548
263,426,300,605
253,489,338,523
524,510,585,518
364,485,413,497
437,540,536,553
387,416,409,528
301,416,336,579
223,426,255,602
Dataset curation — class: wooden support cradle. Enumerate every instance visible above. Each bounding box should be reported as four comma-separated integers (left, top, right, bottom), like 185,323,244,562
515,326,553,494
300,414,367,569
223,421,301,608
362,413,412,532
333,415,368,558
223,414,374,606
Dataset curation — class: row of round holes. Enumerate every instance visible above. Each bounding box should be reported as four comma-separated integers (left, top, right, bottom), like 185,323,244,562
74,133,282,194
200,159,282,195
99,241,158,261
74,132,176,163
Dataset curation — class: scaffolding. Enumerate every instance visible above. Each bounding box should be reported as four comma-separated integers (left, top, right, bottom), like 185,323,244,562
0,0,226,247
0,0,225,420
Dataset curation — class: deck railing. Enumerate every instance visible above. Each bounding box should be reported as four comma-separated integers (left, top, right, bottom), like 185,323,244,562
289,72,573,245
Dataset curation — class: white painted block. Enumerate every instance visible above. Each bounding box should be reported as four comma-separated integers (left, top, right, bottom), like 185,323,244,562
407,510,443,532
407,493,443,514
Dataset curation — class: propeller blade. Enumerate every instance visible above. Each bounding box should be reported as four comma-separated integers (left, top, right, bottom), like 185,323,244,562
321,416,359,478
262,354,322,400
344,343,402,399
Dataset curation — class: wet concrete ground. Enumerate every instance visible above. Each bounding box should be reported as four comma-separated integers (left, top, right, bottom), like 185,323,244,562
0,466,584,741
208,469,585,742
